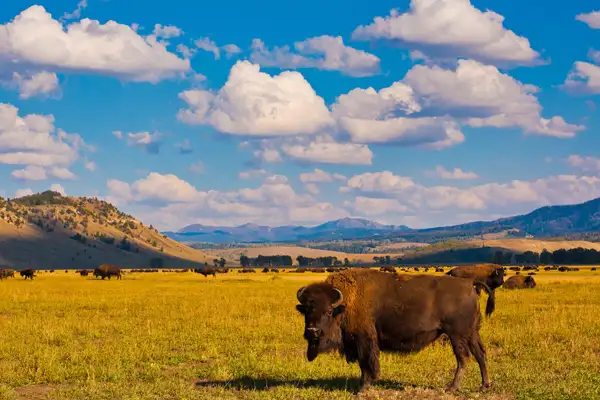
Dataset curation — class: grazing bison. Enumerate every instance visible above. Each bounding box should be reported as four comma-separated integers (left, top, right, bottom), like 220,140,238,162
446,264,505,293
503,275,536,289
195,267,216,278
0,268,15,279
20,269,35,280
93,265,122,280
296,269,494,393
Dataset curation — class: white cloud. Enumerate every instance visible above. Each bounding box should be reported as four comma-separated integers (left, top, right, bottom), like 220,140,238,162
250,36,380,77
343,171,600,216
11,165,77,181
352,0,541,66
195,37,241,60
563,62,600,95
108,172,204,204
305,183,320,195
345,196,409,216
299,168,346,183
0,6,190,84
50,183,66,195
174,139,193,154
112,130,123,140
176,44,196,59
281,135,373,165
189,161,205,174
12,71,59,99
177,61,334,136
253,147,283,163
238,169,267,179
263,174,288,185
14,188,33,198
126,132,163,154
576,11,600,29
84,160,96,171
567,155,600,173
0,103,89,179
430,165,478,180
152,24,183,39
61,0,87,21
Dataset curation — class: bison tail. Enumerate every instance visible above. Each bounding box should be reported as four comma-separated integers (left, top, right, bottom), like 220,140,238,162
473,282,495,318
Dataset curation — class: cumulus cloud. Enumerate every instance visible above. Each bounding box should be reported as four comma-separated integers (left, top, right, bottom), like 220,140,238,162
50,183,66,195
304,183,320,195
567,155,600,173
238,169,267,179
429,165,478,180
84,160,96,171
281,135,373,165
174,139,193,154
250,36,380,77
188,161,205,174
345,196,409,216
563,62,600,95
253,147,283,164
61,0,87,21
112,130,123,140
0,5,190,85
0,103,89,180
178,61,334,136
577,11,600,29
352,0,541,66
106,172,348,229
299,168,346,183
14,188,33,198
152,24,183,39
12,71,59,99
195,37,242,60
342,171,600,216
126,132,163,154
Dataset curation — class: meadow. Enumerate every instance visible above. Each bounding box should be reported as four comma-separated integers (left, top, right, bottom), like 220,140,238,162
1,269,600,400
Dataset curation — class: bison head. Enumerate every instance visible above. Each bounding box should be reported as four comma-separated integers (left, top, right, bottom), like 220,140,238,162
524,276,536,288
295,283,345,361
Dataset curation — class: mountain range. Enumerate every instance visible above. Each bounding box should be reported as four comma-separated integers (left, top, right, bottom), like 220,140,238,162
164,197,600,244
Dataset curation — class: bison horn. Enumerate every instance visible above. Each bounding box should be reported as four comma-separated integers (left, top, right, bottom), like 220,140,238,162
296,286,307,303
331,288,344,308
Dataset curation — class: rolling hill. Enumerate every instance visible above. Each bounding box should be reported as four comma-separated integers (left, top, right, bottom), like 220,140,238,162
0,191,212,270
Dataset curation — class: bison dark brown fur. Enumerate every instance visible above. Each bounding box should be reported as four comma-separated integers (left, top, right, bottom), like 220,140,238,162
94,265,122,280
296,269,493,393
503,275,536,289
20,269,35,280
446,264,505,294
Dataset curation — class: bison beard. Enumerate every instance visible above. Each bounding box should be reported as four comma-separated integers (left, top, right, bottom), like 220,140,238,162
296,270,493,393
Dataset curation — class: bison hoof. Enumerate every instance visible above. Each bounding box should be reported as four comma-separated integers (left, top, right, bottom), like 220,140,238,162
444,385,459,394
479,383,491,392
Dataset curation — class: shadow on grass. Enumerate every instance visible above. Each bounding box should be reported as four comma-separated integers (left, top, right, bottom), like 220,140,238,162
195,376,427,392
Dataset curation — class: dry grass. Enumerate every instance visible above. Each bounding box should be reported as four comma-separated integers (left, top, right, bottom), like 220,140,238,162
466,239,600,253
0,269,599,400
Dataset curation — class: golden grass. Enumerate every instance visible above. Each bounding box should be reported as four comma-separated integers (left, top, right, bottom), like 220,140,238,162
466,239,600,253
0,269,599,399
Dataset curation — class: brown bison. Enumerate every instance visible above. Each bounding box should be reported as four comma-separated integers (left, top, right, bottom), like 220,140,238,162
195,267,216,278
379,266,396,273
446,264,505,293
93,265,122,280
79,270,90,276
0,268,15,279
296,269,494,393
503,275,536,289
20,269,35,280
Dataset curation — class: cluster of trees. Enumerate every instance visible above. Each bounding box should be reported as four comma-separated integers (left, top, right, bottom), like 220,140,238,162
373,256,393,265
492,248,600,265
296,256,350,267
240,255,292,267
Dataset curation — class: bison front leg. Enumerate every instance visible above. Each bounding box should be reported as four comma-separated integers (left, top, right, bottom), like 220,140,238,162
356,335,380,393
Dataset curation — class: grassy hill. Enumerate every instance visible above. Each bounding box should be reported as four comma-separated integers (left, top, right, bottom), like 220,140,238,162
0,191,212,270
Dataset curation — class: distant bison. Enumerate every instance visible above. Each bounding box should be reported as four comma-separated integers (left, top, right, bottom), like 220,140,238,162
503,275,536,290
93,264,122,280
0,268,15,279
296,269,493,393
446,264,505,294
195,267,216,278
20,269,35,280
79,270,90,276
379,266,396,273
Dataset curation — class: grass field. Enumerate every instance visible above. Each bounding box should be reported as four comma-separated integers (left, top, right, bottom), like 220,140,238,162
1,269,600,400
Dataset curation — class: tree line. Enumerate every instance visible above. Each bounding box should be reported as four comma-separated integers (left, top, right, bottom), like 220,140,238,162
492,247,600,265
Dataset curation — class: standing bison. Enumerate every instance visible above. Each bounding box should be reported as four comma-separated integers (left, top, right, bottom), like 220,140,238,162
93,265,122,280
0,268,15,279
503,275,536,289
295,269,493,393
446,264,505,294
195,267,216,278
20,269,35,280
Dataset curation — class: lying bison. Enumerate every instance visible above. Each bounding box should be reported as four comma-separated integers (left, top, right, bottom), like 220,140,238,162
446,264,504,294
295,269,494,393
20,269,35,280
94,265,122,280
503,275,536,289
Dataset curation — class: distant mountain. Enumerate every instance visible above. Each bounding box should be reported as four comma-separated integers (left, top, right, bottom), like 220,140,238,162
163,217,411,244
164,197,600,244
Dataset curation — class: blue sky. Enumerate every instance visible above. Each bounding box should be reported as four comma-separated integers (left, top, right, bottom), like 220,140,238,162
1,0,599,230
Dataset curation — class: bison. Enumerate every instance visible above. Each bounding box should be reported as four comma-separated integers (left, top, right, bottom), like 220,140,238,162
296,269,494,393
503,275,536,289
446,264,504,294
93,264,122,280
379,266,396,273
0,268,15,279
195,267,216,278
79,270,90,276
20,269,35,280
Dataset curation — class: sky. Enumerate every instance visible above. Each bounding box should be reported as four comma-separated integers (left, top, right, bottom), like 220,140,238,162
1,0,600,231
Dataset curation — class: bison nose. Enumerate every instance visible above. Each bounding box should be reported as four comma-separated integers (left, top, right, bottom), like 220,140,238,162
304,327,321,339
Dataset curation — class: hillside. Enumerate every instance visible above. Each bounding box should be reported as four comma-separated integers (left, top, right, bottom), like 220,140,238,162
466,239,600,253
0,191,212,270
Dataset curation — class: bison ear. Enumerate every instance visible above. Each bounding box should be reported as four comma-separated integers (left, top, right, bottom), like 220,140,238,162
296,304,307,314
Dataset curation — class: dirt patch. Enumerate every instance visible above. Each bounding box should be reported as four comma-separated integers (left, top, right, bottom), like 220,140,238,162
14,385,54,400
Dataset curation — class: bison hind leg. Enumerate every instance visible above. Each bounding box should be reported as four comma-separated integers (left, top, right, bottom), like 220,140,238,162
445,335,471,393
468,331,490,391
